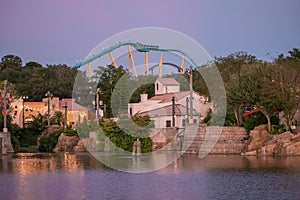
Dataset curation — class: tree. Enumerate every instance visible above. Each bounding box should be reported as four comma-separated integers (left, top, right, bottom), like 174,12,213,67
271,54,300,131
100,115,153,153
214,52,259,126
215,51,258,82
0,54,22,71
27,113,48,132
51,111,64,127
94,65,126,118
24,61,43,69
227,63,282,132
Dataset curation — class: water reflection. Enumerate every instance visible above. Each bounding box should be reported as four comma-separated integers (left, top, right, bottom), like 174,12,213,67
1,153,300,174
0,153,300,200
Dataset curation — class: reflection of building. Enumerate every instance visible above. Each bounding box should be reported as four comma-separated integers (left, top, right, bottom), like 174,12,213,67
11,97,89,128
128,78,211,128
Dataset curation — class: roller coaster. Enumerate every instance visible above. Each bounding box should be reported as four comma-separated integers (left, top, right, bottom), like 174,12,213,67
73,41,197,77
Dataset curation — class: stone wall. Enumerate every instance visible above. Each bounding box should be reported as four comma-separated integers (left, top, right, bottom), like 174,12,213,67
151,124,247,154
151,127,177,150
183,124,246,154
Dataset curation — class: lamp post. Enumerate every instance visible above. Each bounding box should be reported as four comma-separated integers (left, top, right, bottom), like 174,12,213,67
189,66,193,124
62,101,68,130
172,96,175,127
2,80,8,133
45,91,53,128
1,80,14,154
21,95,28,128
96,88,100,118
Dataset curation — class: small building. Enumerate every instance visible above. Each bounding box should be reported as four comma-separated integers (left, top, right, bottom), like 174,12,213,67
11,97,89,128
128,78,211,128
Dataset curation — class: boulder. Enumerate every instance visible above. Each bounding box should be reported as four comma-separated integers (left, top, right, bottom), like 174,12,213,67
247,125,270,151
72,140,87,152
53,133,80,152
243,127,300,155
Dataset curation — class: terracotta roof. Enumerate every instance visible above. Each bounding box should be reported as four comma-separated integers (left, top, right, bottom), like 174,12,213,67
156,78,180,85
139,104,200,117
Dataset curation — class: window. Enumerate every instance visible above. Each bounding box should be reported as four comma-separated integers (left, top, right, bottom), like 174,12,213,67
166,120,171,127
193,119,197,124
129,108,132,116
182,119,186,127
156,83,159,90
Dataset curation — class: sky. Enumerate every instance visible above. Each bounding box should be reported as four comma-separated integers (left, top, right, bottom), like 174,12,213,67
0,0,299,67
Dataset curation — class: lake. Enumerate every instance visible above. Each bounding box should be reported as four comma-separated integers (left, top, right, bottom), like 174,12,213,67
1,153,300,200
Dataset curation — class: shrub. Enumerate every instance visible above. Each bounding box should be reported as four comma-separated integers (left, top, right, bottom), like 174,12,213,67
38,130,62,152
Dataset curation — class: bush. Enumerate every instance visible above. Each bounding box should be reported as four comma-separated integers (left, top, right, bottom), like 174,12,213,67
64,128,78,136
100,117,153,153
243,112,279,133
271,124,285,134
38,130,62,152
38,128,78,152
18,146,38,153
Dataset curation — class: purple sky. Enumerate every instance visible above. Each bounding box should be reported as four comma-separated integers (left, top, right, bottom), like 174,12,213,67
0,0,299,66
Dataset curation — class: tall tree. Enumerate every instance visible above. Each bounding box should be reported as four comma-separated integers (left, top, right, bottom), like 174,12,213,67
94,65,126,118
271,51,300,130
227,63,282,132
0,54,22,71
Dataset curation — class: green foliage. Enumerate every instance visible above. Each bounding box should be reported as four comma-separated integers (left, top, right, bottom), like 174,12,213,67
38,130,62,152
129,75,156,103
63,128,78,136
204,109,236,126
271,124,285,134
243,112,268,133
51,111,64,127
76,116,99,138
0,55,79,101
38,128,77,152
99,116,153,153
17,128,40,147
243,112,279,133
95,65,126,118
17,146,38,153
27,113,48,131
0,55,22,71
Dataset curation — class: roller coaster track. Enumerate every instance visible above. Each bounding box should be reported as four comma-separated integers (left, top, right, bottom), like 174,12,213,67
73,41,197,70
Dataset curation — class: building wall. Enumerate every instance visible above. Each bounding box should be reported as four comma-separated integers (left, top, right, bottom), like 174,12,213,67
150,115,198,129
155,81,179,95
10,98,88,128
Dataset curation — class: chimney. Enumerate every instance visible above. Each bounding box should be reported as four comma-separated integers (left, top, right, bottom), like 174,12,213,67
140,92,148,103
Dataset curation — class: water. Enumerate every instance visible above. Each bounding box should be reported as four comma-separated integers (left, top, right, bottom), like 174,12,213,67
1,153,300,200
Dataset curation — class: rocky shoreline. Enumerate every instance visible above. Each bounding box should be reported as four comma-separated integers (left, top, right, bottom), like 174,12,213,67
53,133,97,153
52,125,300,155
242,125,300,156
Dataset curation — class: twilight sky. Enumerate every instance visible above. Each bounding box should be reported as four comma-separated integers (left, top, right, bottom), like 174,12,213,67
0,0,299,66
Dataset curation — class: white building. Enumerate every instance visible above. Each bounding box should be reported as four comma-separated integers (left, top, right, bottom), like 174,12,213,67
128,78,211,128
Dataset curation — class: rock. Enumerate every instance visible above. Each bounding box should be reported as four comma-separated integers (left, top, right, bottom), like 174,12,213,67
247,126,270,152
53,133,80,152
243,126,300,155
72,140,87,152
53,133,99,152
241,150,257,156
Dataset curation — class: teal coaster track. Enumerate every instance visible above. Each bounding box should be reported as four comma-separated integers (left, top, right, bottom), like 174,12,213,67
73,41,197,69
